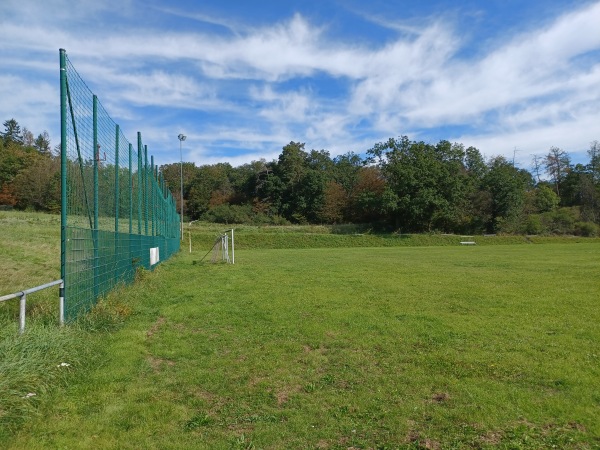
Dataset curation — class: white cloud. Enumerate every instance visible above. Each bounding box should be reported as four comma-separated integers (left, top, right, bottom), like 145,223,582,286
249,85,313,124
458,110,600,164
1,0,599,167
0,74,57,137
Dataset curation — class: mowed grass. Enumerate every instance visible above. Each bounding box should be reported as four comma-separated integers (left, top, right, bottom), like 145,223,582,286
3,238,599,448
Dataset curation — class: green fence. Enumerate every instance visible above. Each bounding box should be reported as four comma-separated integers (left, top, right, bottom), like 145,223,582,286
59,49,180,320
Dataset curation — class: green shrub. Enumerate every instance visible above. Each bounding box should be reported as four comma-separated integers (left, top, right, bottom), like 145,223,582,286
541,207,578,234
201,204,253,224
269,215,290,226
523,215,545,235
574,221,599,237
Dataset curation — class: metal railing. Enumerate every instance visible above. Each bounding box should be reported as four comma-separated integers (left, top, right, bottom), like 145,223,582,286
0,279,64,334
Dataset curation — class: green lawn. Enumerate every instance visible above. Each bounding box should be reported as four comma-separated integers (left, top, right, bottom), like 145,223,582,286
4,240,599,449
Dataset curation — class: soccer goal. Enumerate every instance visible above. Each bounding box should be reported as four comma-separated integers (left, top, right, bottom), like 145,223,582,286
208,229,235,264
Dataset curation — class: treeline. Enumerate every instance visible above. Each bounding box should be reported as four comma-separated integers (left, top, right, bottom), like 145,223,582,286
2,118,599,236
160,138,600,236
0,119,59,211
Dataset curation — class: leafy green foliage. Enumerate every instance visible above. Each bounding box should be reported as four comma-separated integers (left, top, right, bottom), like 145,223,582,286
2,118,600,235
1,119,58,211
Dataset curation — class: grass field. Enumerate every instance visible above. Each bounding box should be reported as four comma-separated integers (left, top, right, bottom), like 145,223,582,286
1,212,599,449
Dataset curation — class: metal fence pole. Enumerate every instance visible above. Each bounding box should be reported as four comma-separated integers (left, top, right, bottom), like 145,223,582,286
93,94,99,300
19,293,27,334
115,124,120,283
59,49,68,314
137,133,142,236
144,145,149,237
59,281,65,326
151,155,155,237
137,133,143,270
129,143,133,235
128,142,133,281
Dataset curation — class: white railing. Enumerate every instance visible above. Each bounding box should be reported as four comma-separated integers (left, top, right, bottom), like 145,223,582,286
0,279,64,334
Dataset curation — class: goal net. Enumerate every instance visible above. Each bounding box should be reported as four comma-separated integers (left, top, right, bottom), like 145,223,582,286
209,229,235,264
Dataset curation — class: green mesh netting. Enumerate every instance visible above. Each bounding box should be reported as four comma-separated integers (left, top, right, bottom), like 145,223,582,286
60,50,180,320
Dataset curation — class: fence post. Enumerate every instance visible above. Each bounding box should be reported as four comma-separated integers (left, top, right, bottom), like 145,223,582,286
129,143,133,235
19,293,26,334
137,133,142,236
59,281,65,326
144,145,149,237
115,124,120,284
93,94,99,300
128,142,133,279
157,169,161,240
151,155,155,237
59,49,68,317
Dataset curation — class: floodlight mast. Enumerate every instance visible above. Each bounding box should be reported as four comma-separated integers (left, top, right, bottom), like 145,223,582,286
178,133,186,241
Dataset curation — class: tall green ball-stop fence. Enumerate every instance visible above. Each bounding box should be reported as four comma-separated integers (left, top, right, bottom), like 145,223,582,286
59,49,181,320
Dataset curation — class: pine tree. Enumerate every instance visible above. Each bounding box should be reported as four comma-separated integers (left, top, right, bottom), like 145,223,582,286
2,119,23,145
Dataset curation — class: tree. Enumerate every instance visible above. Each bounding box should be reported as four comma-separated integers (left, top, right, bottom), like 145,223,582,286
0,141,37,190
12,155,60,211
461,146,490,233
350,166,389,223
544,147,571,198
160,161,197,213
2,119,23,145
366,137,473,232
533,185,560,213
588,140,600,184
277,141,308,186
332,152,362,194
482,156,529,232
255,169,285,217
320,181,346,223
22,127,34,147
228,159,268,204
272,142,333,223
531,154,544,183
578,173,600,223
34,131,51,154
464,146,487,181
186,163,232,219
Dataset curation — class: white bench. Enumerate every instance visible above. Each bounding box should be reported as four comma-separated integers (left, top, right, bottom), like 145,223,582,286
460,241,476,245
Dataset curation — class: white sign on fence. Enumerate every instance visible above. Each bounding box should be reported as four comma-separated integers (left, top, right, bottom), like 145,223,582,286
150,247,160,266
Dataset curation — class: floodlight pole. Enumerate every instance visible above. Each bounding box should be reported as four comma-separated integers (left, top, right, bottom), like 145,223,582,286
178,133,186,241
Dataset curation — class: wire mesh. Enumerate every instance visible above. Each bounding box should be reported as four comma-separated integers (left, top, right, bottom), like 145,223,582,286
61,50,180,320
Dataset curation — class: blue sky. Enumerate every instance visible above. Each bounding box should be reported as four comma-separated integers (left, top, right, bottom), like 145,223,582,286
1,0,599,169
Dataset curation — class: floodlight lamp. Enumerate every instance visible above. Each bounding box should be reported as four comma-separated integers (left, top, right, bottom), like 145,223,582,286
178,134,186,142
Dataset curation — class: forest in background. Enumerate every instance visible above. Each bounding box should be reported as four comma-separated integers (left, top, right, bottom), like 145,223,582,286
1,118,599,236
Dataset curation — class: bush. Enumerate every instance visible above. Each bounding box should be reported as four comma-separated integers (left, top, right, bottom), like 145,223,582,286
541,207,578,234
574,221,599,237
201,204,253,224
523,215,545,235
200,204,294,226
270,215,291,226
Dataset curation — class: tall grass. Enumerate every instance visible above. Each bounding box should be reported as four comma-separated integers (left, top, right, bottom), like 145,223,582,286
0,211,132,438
